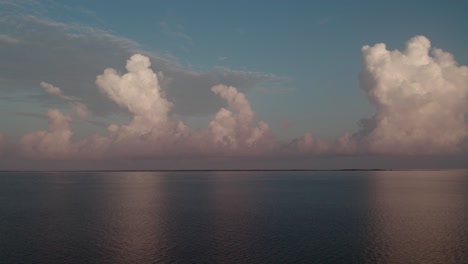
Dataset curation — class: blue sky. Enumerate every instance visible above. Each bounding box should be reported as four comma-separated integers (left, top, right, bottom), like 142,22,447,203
0,0,467,169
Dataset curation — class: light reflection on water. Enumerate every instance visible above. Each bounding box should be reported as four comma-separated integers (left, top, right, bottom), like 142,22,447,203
366,170,468,264
0,171,467,263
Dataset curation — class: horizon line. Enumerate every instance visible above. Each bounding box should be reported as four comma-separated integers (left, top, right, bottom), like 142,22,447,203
1,168,466,173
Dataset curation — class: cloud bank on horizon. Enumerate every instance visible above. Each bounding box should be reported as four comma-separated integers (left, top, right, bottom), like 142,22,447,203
15,54,278,159
2,35,468,160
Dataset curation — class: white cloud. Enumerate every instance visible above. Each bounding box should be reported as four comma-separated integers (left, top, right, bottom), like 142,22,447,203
0,15,281,117
10,35,468,161
95,54,190,158
359,35,468,154
16,54,277,159
206,85,274,154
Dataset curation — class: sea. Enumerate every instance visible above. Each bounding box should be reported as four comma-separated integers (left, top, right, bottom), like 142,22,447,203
0,170,467,264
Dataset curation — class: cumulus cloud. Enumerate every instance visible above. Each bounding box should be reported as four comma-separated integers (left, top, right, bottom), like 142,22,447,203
94,56,275,158
203,85,275,154
292,36,468,157
334,132,358,155
11,35,468,161
19,109,77,159
95,54,189,158
297,132,329,154
18,109,108,159
295,131,358,155
15,54,277,159
40,81,89,119
0,15,282,117
359,35,468,154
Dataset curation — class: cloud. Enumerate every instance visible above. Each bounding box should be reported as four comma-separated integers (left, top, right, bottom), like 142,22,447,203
94,54,189,158
293,36,468,157
359,36,468,155
334,132,357,155
17,108,108,160
10,111,48,120
40,81,76,100
281,119,290,129
295,131,356,155
203,85,275,154
18,109,77,159
0,34,19,44
71,103,88,119
38,80,103,126
297,132,329,154
0,132,5,156
15,54,277,160
0,0,39,9
94,56,275,158
0,15,281,117
40,81,88,119
159,21,193,46
9,33,468,162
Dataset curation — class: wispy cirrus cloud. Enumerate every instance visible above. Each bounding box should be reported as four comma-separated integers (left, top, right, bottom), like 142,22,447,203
0,34,19,44
40,82,76,101
159,21,192,46
0,0,39,8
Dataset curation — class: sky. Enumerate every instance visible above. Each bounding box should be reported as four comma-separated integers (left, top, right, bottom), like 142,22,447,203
0,0,467,170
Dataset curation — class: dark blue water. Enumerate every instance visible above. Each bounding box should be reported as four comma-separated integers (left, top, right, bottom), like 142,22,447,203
1,171,467,264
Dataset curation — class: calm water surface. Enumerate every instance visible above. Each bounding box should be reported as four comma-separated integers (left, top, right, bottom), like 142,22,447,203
1,171,467,263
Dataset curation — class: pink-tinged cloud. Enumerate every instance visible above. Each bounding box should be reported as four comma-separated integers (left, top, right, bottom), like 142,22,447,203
40,81,88,119
18,109,76,159
296,131,357,155
204,85,275,154
14,35,468,161
71,103,88,119
0,132,5,156
19,109,73,159
95,55,275,158
334,132,357,154
18,109,107,159
94,54,189,158
297,132,329,154
0,34,19,44
40,81,76,101
359,36,468,155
